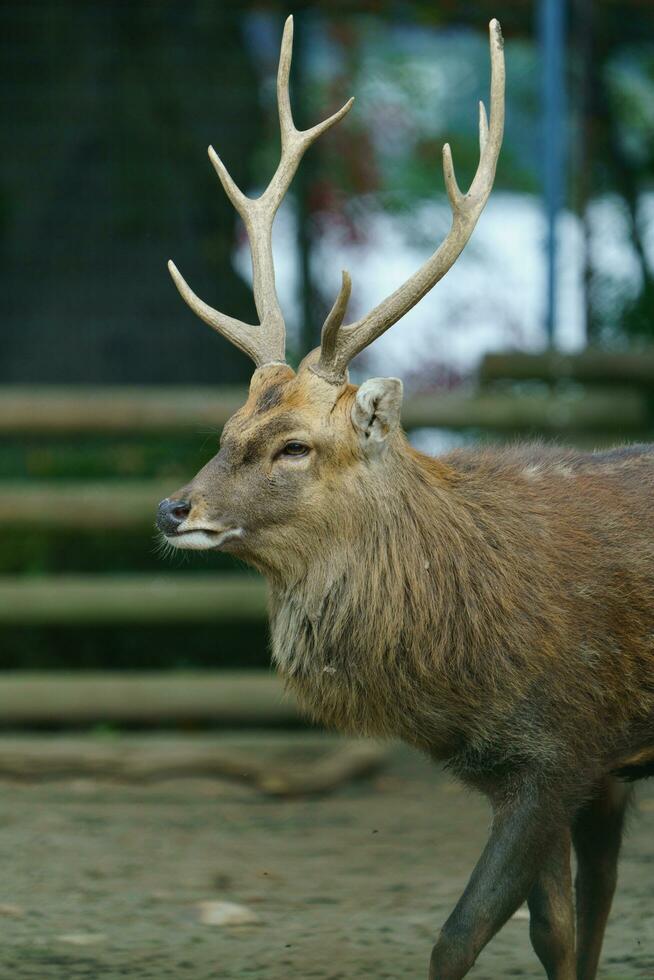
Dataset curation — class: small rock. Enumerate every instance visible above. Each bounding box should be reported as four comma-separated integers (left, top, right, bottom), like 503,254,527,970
150,889,174,901
196,901,259,926
57,933,107,945
0,904,24,918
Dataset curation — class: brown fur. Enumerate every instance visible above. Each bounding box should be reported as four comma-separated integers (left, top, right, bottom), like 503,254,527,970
176,366,654,789
163,363,654,977
273,435,654,787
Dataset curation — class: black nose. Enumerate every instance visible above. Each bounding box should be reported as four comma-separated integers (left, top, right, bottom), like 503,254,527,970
156,498,191,535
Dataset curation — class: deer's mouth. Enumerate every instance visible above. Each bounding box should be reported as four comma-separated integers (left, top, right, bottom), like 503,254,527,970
164,527,244,551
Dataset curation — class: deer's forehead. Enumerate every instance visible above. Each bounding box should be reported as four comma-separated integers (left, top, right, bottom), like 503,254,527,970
224,408,297,445
218,412,292,469
245,371,341,421
250,378,311,415
221,376,350,459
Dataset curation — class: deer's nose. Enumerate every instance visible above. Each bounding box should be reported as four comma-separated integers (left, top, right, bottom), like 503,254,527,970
156,498,191,535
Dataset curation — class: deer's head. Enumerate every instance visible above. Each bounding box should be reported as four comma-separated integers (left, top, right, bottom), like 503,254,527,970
157,16,504,576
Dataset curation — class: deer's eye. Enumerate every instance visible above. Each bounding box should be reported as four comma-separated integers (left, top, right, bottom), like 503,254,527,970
279,441,310,458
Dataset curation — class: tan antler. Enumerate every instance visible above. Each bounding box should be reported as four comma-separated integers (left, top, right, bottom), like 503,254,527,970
168,15,353,368
312,18,505,384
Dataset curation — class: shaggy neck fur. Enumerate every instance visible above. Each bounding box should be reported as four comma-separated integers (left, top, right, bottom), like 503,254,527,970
268,439,566,763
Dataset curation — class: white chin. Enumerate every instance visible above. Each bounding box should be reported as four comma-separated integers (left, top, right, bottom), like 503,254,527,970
166,529,243,551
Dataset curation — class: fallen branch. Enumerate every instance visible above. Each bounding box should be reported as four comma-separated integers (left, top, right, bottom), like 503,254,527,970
0,735,388,797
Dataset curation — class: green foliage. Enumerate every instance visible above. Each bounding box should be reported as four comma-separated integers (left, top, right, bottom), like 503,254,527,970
0,436,214,482
1,623,270,672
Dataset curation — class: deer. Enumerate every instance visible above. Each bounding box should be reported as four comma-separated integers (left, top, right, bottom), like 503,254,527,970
156,15,654,980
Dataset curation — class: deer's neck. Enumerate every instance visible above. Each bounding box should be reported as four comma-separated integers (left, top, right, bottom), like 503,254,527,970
268,446,561,758
268,450,488,749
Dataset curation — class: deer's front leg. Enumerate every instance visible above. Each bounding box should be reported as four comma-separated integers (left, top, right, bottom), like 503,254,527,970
527,830,575,980
429,783,564,980
573,776,632,980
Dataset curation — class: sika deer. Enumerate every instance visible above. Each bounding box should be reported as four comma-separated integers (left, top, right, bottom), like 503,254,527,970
157,16,654,979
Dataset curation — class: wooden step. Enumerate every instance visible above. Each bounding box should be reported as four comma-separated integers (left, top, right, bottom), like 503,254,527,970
0,671,292,724
0,481,171,529
0,574,267,624
481,350,654,387
0,386,245,434
401,387,646,433
0,385,647,434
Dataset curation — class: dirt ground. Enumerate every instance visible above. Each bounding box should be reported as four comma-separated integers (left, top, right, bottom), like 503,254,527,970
0,733,651,980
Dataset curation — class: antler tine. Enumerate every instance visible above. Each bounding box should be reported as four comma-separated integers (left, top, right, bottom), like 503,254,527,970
320,270,353,366
167,260,262,362
168,14,354,369
313,18,505,385
478,100,489,153
269,16,354,212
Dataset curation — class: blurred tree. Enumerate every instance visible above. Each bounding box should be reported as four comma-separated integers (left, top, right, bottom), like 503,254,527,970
571,0,654,344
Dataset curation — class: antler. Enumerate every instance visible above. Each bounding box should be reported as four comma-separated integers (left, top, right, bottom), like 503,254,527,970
312,19,505,384
168,15,354,368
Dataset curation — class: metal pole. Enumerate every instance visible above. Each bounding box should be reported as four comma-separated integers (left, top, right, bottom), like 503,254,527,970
538,0,566,348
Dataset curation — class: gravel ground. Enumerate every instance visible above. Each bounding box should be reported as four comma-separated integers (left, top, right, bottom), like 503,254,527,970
0,734,651,979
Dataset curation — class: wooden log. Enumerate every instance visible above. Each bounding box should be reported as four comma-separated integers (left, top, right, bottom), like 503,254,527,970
401,388,646,432
0,734,387,795
0,385,647,433
0,671,292,724
0,574,267,624
480,350,654,387
0,481,172,529
257,740,387,797
0,386,246,435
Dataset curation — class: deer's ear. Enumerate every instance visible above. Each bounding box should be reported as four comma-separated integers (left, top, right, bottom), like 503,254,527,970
351,378,403,454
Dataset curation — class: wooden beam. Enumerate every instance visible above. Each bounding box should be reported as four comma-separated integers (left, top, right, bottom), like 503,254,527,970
0,671,294,724
0,574,267,624
401,388,646,433
1,481,172,529
480,350,654,387
0,385,647,434
0,386,246,435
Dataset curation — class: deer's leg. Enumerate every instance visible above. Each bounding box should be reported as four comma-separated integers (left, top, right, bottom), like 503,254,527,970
428,782,565,980
526,829,575,980
572,776,632,980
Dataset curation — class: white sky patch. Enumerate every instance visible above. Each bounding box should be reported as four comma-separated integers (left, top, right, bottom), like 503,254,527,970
234,191,652,389
587,194,643,291
314,193,587,380
408,428,474,456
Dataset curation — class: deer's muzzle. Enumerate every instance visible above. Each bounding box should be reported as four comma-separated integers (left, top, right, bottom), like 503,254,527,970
156,498,191,535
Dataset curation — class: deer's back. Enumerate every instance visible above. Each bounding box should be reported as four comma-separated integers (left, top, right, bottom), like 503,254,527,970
439,441,654,783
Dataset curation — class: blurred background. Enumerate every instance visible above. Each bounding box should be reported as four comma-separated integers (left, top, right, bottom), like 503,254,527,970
2,0,654,716
4,6,654,975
